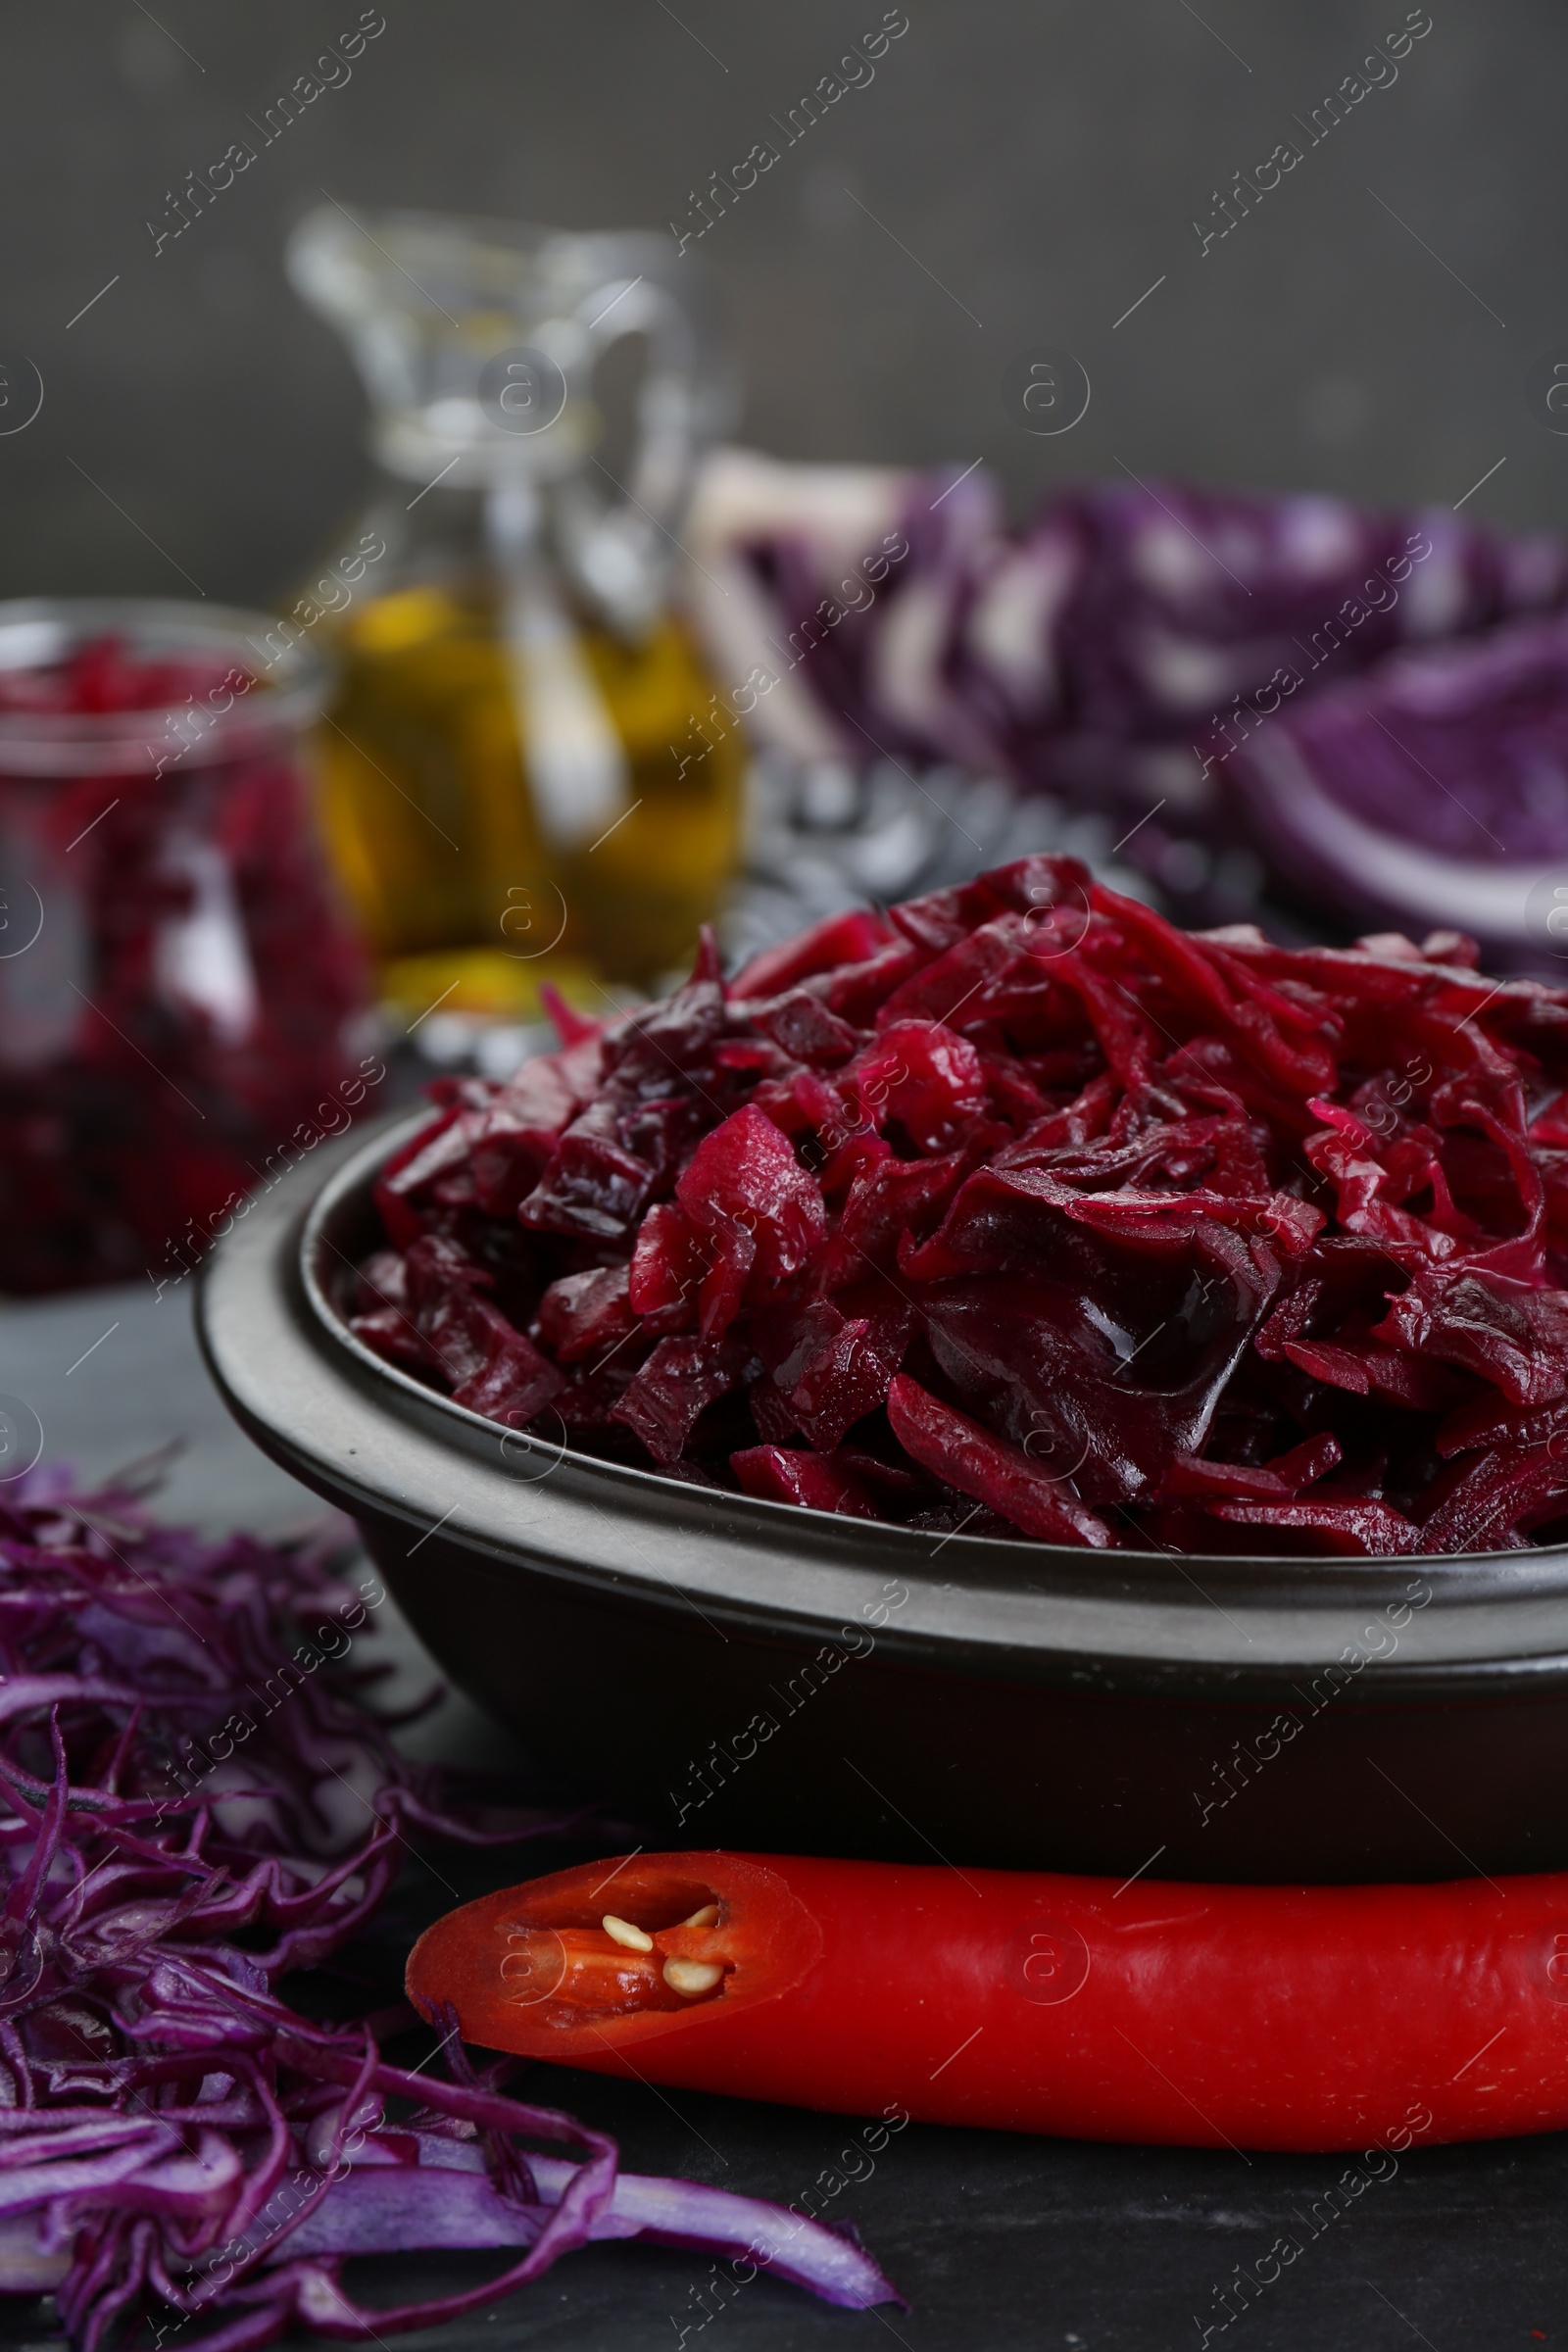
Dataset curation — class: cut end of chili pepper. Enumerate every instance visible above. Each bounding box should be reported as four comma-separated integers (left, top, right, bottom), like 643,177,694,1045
406,1853,824,2057
494,1923,710,2018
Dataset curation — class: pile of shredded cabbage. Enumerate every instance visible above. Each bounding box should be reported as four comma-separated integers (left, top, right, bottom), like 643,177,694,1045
0,1469,898,2348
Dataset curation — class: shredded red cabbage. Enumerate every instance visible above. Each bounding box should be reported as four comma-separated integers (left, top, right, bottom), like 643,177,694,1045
0,634,369,1297
352,859,1568,1555
0,1469,901,2343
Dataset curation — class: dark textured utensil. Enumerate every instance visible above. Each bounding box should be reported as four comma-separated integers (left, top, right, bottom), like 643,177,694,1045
198,1111,1568,1883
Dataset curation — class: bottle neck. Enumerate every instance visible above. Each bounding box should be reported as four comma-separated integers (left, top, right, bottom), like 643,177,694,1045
361,457,668,642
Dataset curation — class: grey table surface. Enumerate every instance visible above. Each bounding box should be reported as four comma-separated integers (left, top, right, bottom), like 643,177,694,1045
0,1278,1564,2352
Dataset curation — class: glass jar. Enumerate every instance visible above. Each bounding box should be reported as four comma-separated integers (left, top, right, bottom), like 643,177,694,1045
0,600,374,1295
285,206,745,996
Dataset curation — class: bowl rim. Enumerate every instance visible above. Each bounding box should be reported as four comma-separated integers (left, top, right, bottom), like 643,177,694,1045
195,1107,1568,1704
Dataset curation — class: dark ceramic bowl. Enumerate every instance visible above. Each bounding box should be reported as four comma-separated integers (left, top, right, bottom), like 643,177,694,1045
198,1111,1568,1883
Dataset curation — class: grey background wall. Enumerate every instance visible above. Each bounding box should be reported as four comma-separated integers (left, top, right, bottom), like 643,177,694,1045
0,0,1561,609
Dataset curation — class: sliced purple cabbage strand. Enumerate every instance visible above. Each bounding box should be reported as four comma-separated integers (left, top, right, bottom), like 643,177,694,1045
0,1469,902,2343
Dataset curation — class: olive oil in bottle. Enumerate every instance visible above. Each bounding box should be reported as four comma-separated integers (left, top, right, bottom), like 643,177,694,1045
287,207,742,995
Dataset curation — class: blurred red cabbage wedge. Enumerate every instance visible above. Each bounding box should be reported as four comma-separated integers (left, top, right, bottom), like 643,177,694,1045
1226,612,1568,971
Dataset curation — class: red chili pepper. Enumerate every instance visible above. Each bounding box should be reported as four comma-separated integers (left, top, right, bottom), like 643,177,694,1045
406,1850,1568,2154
